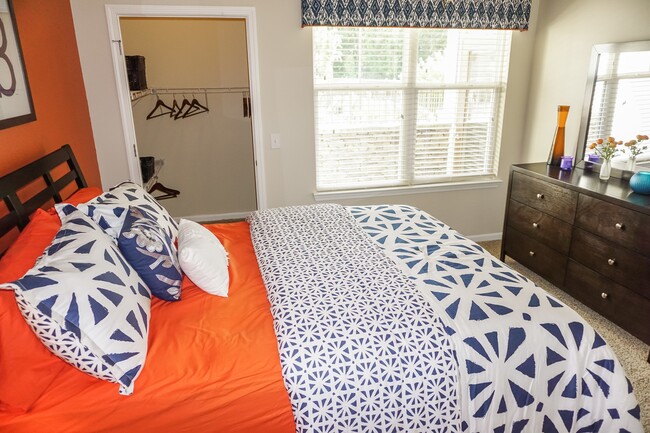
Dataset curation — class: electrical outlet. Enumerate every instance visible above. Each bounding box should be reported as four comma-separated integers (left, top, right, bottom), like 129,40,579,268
271,133,281,149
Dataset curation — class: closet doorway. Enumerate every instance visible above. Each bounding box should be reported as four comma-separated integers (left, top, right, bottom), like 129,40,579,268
107,6,266,221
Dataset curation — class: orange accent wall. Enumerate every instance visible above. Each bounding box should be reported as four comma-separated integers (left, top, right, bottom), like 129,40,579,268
0,0,101,187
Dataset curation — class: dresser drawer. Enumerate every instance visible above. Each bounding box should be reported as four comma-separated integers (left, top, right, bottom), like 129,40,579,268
510,172,578,223
570,228,650,299
504,228,567,287
575,194,650,257
507,200,572,254
565,260,650,345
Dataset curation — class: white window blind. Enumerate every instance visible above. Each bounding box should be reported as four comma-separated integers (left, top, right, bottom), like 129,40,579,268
586,51,650,144
313,27,512,191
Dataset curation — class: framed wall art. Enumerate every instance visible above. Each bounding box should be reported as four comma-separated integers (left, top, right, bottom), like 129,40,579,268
0,0,35,130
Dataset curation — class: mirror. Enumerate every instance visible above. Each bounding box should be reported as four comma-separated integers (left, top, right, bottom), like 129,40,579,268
577,40,650,177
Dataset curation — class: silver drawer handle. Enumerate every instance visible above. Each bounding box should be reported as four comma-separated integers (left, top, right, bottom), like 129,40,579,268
529,251,535,257
536,193,544,199
532,222,539,229
601,292,608,299
607,258,616,266
615,222,624,230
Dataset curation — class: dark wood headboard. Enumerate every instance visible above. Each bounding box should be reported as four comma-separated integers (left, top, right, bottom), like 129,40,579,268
0,144,87,239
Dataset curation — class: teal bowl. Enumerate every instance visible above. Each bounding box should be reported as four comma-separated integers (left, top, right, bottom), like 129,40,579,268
629,171,650,194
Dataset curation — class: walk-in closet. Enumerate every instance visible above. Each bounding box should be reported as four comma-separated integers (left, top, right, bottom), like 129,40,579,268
121,17,257,221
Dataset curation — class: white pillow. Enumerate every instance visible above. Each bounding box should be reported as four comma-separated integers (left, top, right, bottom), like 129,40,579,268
177,219,229,297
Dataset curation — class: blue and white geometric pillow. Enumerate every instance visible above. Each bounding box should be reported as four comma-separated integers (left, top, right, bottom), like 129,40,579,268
118,207,182,302
7,204,151,395
93,182,178,242
68,203,128,241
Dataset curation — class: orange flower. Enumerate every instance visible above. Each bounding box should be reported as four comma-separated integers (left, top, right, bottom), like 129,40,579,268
593,134,648,159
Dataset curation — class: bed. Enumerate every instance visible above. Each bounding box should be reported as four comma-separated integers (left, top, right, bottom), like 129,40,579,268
0,146,643,433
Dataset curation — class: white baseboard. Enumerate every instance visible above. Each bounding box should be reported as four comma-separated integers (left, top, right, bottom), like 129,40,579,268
467,232,502,242
177,211,251,223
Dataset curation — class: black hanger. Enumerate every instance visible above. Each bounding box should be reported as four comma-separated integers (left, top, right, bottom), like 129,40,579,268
170,94,182,119
148,182,180,201
183,92,210,118
174,95,192,120
242,94,249,117
146,93,173,119
241,91,252,118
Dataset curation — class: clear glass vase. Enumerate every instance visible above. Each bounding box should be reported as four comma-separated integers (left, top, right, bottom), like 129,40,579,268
628,156,637,171
600,159,612,180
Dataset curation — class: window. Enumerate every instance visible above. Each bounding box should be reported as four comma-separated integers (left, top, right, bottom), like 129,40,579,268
313,27,512,192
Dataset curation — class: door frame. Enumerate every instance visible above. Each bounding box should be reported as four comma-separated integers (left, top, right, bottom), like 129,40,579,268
105,4,267,210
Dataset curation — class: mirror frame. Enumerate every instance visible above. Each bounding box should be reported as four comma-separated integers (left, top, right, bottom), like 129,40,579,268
576,39,650,180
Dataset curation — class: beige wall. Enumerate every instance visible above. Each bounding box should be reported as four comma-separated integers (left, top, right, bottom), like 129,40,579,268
70,0,540,237
121,18,256,218
522,0,650,163
121,18,249,88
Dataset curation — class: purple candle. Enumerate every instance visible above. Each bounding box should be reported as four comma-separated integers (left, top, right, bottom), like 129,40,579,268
560,155,573,170
587,153,600,162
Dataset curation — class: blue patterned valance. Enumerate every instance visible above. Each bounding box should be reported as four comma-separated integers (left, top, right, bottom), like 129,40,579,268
301,0,531,30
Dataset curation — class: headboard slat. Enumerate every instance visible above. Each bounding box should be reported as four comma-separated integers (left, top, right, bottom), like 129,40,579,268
0,213,19,238
20,171,79,218
0,145,88,243
44,172,63,203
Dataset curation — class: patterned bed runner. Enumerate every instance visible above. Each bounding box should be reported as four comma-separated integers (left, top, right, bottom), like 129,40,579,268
248,204,462,433
349,205,642,433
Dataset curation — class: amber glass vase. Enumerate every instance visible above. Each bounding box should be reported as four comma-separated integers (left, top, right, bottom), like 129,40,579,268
547,105,570,166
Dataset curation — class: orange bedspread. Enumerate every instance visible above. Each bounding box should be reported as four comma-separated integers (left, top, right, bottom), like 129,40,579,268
0,222,295,433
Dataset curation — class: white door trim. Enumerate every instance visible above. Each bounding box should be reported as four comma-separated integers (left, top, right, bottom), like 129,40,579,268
105,4,267,210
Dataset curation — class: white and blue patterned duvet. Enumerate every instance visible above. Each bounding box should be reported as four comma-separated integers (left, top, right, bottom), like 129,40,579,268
248,204,642,433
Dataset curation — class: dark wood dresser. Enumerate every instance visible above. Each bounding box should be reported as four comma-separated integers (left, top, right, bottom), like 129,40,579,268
501,163,650,355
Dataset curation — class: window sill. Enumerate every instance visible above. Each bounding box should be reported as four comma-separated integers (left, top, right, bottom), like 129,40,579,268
313,179,503,202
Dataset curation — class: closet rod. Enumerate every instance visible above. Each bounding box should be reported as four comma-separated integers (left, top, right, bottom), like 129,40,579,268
131,87,249,102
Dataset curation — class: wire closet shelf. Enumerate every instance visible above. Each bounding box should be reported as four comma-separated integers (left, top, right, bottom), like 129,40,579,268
130,86,250,102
